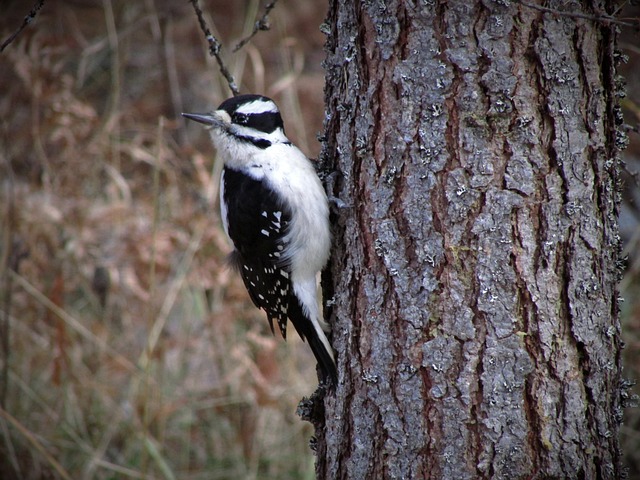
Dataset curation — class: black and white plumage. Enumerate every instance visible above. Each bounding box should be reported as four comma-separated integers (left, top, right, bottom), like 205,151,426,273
183,94,336,383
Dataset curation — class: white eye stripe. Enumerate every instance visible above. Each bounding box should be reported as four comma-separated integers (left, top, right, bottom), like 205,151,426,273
236,100,278,115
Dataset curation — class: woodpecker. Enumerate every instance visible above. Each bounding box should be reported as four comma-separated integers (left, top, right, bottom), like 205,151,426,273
183,94,336,383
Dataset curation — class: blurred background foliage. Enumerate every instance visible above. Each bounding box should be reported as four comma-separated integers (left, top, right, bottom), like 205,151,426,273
0,1,325,478
619,5,640,479
0,1,638,479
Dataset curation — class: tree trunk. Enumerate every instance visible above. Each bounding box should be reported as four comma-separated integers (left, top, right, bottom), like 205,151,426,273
315,1,624,478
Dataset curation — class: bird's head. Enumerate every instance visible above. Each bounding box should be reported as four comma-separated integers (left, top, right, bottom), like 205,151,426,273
183,94,289,149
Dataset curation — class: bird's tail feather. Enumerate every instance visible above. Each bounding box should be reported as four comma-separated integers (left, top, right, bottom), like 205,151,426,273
288,295,337,384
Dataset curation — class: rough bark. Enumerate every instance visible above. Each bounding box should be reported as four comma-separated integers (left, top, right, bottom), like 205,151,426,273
315,1,623,478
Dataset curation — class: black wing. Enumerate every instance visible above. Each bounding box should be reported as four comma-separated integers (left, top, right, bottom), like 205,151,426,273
222,167,293,337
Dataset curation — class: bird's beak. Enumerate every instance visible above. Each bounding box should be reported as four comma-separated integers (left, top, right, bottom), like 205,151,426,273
182,111,229,130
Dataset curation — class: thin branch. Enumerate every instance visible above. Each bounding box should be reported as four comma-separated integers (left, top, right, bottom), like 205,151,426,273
515,0,639,29
0,0,46,52
188,0,239,96
233,0,279,52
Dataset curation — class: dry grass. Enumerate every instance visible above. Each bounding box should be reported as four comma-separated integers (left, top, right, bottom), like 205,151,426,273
1,1,640,479
0,1,325,478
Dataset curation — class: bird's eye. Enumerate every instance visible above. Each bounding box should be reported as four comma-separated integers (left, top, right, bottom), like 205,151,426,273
235,113,249,125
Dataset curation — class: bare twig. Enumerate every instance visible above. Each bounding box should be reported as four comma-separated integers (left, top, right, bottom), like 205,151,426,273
188,0,240,96
0,0,46,53
233,0,279,52
515,0,639,29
